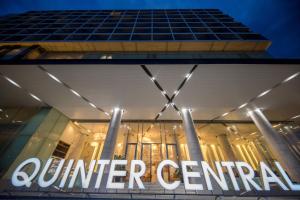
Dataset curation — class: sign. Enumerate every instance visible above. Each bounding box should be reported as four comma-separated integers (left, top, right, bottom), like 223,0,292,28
12,158,300,191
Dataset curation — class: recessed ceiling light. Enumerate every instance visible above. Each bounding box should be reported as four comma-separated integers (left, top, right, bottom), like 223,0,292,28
29,93,42,102
222,112,229,117
282,72,299,83
291,115,300,119
46,72,62,84
238,103,248,109
257,89,271,98
70,89,81,97
89,102,97,108
185,73,192,80
4,76,21,88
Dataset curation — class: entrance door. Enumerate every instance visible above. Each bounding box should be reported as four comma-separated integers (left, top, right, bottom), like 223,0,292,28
125,143,137,181
141,143,161,182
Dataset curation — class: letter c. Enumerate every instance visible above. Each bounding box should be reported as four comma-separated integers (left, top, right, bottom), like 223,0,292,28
157,160,180,190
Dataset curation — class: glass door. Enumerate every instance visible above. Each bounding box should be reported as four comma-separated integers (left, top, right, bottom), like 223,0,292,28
125,143,137,181
141,143,162,183
166,144,179,182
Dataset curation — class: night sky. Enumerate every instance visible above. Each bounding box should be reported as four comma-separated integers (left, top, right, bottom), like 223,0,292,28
0,0,300,58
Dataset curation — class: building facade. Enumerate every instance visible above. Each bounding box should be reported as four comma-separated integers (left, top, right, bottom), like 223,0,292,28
0,9,300,199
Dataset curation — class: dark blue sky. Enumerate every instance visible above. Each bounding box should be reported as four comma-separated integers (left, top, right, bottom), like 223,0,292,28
1,0,300,58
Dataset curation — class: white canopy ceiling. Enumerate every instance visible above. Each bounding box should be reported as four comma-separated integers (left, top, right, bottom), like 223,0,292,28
0,63,299,122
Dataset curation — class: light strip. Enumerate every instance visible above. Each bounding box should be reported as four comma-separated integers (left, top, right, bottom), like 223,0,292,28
70,89,81,97
29,93,42,102
46,72,62,84
238,103,248,109
257,89,271,98
1,73,45,104
140,64,198,120
217,71,300,121
38,65,110,118
4,76,21,88
282,72,299,83
291,115,300,119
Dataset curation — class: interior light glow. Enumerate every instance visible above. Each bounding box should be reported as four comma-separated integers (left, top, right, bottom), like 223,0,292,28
104,112,110,116
291,115,300,119
46,72,62,84
249,132,256,136
70,89,81,97
74,121,79,125
161,91,166,95
257,89,271,98
4,76,21,88
272,124,281,128
282,72,299,83
0,108,2,112
89,102,97,108
150,77,156,81
238,103,248,109
29,93,42,102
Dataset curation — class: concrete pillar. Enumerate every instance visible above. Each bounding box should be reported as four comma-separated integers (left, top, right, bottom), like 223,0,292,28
249,108,300,182
100,108,122,160
181,109,209,191
99,107,122,189
216,134,236,161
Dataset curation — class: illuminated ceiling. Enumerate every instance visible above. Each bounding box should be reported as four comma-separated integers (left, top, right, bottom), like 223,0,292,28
0,63,299,122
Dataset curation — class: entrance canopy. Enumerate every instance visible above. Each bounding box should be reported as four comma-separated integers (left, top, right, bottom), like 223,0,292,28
0,62,300,122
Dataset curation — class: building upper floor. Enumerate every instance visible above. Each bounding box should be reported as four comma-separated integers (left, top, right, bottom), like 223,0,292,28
0,9,271,60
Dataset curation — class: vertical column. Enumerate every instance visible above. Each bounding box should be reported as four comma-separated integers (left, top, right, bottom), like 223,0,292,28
216,134,236,161
249,108,300,182
100,107,123,189
181,108,207,188
100,107,123,160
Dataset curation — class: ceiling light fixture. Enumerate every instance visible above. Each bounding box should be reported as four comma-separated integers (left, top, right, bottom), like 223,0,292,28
29,93,42,102
89,102,97,108
4,76,21,88
46,72,62,84
70,89,81,97
282,72,300,83
174,90,179,96
185,73,192,80
257,89,271,98
222,112,229,117
238,103,248,109
291,115,300,119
